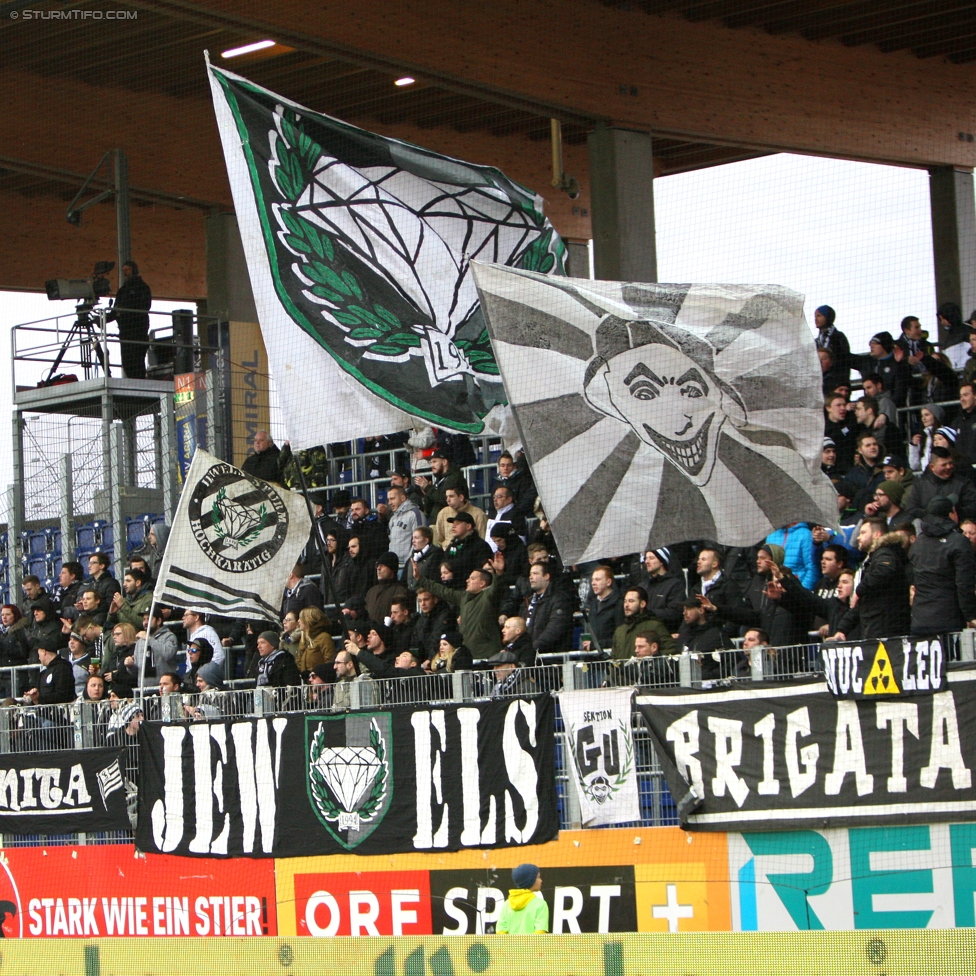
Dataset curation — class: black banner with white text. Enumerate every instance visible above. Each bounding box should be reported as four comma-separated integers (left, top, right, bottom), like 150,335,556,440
638,665,976,832
0,747,129,835
821,636,947,699
136,697,557,858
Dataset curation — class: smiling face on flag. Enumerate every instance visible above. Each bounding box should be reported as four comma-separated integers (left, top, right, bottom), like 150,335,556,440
472,264,838,565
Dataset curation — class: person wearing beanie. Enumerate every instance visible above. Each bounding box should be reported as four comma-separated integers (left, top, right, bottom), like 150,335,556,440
195,660,224,692
813,305,850,385
634,548,686,632
909,494,976,636
764,522,818,589
255,629,301,688
938,302,973,370
863,480,906,529
852,332,911,408
497,864,548,935
428,631,473,674
365,552,410,623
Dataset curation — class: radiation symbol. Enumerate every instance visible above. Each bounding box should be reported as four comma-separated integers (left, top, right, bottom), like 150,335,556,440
863,641,901,695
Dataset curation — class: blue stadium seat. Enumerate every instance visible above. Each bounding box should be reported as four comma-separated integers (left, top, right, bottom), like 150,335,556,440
27,555,47,579
126,517,149,551
75,546,97,562
49,557,62,579
101,525,114,547
43,527,61,554
27,532,46,556
76,522,98,549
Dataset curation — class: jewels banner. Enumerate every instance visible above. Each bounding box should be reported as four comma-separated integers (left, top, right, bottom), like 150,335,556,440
136,697,557,858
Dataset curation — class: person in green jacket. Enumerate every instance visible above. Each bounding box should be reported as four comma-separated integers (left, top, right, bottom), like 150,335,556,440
611,586,676,659
497,864,548,934
410,555,504,659
106,569,154,631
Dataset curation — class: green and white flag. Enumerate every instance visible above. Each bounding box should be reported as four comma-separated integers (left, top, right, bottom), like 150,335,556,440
206,58,566,449
154,449,310,620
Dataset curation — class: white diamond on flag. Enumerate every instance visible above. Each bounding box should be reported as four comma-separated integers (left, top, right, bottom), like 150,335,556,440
314,747,381,811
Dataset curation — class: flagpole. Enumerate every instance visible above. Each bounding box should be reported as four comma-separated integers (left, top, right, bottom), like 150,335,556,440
136,595,156,706
292,454,342,613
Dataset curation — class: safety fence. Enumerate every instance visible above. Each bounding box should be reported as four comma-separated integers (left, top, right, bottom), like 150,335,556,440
0,632,965,849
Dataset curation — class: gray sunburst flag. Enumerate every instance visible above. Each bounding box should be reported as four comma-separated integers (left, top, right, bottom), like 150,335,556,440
471,263,839,564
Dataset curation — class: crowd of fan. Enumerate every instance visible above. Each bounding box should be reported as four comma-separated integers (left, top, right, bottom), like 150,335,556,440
5,301,976,714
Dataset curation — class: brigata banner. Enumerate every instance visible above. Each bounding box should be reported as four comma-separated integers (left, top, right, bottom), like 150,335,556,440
136,697,557,858
0,746,129,835
821,636,946,699
559,688,640,826
638,665,976,832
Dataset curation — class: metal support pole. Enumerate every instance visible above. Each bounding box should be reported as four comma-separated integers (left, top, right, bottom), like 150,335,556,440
561,659,577,693
115,149,131,272
110,424,126,579
749,647,765,681
158,393,176,521
60,454,74,562
960,629,975,662
678,651,700,688
9,413,25,603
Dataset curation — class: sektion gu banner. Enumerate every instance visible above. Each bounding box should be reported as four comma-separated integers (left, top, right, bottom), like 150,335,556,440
136,697,557,858
638,666,976,832
559,688,640,826
0,746,129,835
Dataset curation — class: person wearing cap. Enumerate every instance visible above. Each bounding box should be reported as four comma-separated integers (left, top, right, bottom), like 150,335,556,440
881,454,914,491
25,645,75,706
413,450,467,520
821,438,839,479
108,700,145,738
813,305,850,379
365,553,410,623
181,635,214,692
411,555,504,659
488,523,529,588
853,331,910,408
26,597,67,659
676,599,733,679
824,393,856,475
255,630,301,687
488,650,525,697
348,625,423,679
427,631,473,674
904,446,976,522
387,469,425,511
66,629,94,697
386,484,427,568
764,523,817,590
909,496,976,637
582,565,624,652
611,587,676,660
433,486,487,550
442,510,493,584
496,864,548,934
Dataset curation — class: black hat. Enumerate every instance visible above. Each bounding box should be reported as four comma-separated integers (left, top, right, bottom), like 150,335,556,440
429,450,448,460
331,490,352,508
188,636,213,656
440,631,464,649
882,455,908,469
344,595,367,616
386,468,410,479
376,552,399,573
489,522,512,538
367,620,392,646
834,480,856,500
311,663,334,682
682,598,702,609
488,650,518,664
346,619,370,638
927,495,957,518
60,606,80,623
870,332,895,354
69,631,93,649
448,511,475,525
822,437,836,449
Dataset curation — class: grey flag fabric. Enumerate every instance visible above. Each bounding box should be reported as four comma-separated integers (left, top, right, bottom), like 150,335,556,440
472,263,838,564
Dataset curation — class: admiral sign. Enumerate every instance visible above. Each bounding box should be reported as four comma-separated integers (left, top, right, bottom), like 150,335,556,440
638,665,976,832
136,698,557,858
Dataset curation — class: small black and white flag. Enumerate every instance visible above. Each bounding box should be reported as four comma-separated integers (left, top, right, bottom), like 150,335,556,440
154,449,310,620
96,758,123,808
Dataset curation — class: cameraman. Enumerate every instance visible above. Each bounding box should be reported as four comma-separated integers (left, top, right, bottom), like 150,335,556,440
106,261,152,379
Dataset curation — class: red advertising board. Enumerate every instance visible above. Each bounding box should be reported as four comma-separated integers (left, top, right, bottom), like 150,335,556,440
0,845,277,938
293,871,433,937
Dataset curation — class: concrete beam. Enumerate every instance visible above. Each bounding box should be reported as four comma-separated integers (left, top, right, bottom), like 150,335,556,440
930,166,976,346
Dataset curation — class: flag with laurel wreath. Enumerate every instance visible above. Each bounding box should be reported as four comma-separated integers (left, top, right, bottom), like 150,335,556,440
207,59,566,449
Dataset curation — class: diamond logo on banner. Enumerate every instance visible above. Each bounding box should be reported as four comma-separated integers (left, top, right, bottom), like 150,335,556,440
306,714,393,848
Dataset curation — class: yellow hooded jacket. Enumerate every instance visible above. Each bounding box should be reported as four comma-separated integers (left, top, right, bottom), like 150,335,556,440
496,889,549,934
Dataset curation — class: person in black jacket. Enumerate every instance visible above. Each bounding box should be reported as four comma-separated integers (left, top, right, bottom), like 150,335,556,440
835,518,911,640
443,513,493,584
525,564,573,656
25,599,67,659
768,567,855,640
106,261,151,379
84,553,121,606
908,498,976,636
499,616,537,667
280,563,324,621
333,536,374,604
582,566,623,653
676,600,734,680
26,646,75,705
492,452,537,519
255,630,302,687
638,548,686,633
412,588,457,662
489,525,529,587
814,305,850,385
427,631,473,674
904,449,976,522
241,431,282,484
56,562,85,615
0,605,29,669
